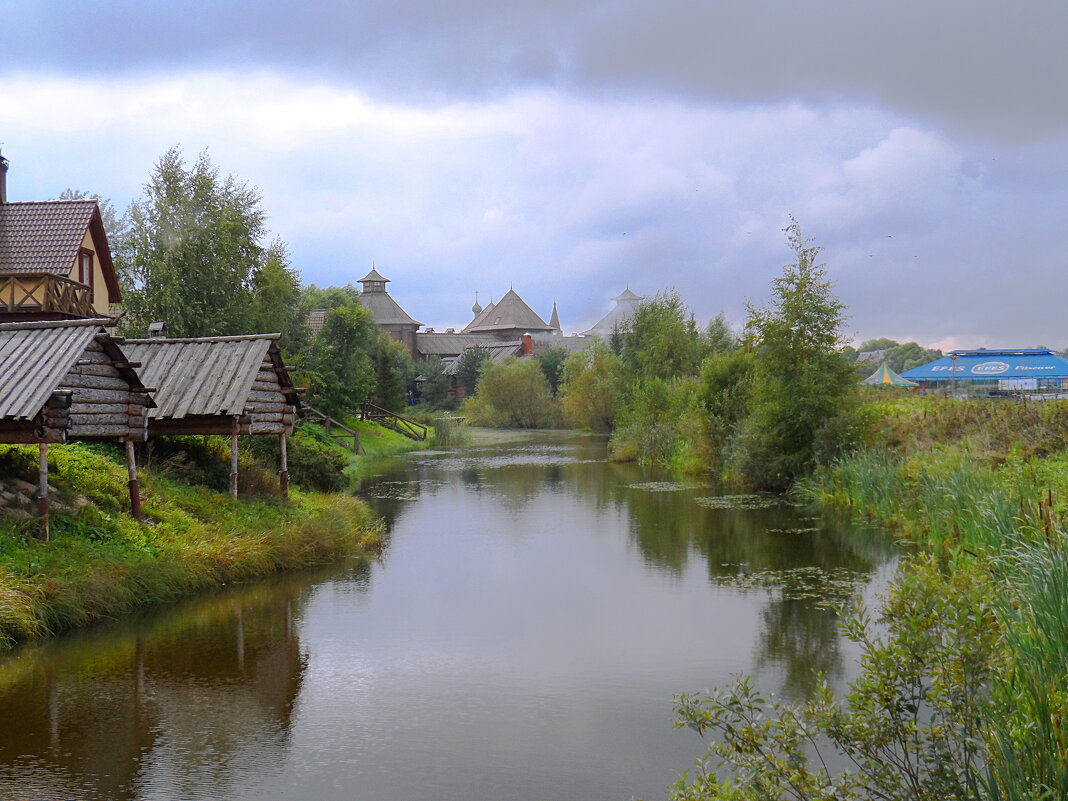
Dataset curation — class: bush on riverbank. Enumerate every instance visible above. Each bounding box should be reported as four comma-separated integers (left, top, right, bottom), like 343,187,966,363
462,358,564,428
0,442,382,649
793,397,1068,800
669,395,1068,800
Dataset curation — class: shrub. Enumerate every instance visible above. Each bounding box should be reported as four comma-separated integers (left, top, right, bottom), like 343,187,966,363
465,357,560,428
671,557,999,801
560,341,628,432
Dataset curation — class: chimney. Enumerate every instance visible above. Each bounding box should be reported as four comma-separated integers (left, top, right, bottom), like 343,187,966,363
521,333,533,355
0,150,8,204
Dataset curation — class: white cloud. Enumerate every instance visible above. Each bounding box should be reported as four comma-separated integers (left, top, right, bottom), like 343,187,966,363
2,70,1067,347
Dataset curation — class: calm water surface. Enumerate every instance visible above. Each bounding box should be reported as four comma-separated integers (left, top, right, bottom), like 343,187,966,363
0,431,894,801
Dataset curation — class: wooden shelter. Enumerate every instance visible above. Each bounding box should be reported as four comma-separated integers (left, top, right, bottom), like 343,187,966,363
121,334,300,499
0,319,153,537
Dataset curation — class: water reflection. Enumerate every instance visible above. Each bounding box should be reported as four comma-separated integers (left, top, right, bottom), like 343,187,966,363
362,432,894,702
0,432,894,801
0,566,368,801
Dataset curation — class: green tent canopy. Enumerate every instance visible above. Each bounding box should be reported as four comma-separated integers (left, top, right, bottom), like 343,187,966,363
860,362,918,387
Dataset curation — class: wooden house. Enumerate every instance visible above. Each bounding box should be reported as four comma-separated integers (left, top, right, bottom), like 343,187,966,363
0,157,122,321
121,334,300,498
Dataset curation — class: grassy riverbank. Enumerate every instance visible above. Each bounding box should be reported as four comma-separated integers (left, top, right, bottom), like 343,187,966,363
797,395,1068,799
668,395,1068,800
0,419,435,649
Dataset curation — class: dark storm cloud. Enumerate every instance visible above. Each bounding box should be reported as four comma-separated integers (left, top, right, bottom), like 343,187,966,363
5,0,1066,140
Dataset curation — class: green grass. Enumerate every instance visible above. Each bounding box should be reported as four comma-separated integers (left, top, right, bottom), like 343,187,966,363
0,442,382,649
802,396,1068,800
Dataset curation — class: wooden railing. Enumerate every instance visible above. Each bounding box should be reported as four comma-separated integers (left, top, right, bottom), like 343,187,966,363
359,401,428,441
301,404,362,453
0,273,95,318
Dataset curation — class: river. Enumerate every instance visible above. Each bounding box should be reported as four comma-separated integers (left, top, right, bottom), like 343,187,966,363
0,430,894,801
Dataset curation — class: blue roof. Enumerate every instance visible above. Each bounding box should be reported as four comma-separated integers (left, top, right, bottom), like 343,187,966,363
902,349,1068,381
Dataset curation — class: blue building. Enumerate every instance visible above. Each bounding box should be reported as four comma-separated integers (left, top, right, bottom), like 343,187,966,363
902,348,1068,397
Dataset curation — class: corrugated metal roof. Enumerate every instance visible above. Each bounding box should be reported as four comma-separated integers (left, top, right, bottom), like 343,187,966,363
0,200,98,275
0,319,107,420
123,335,282,419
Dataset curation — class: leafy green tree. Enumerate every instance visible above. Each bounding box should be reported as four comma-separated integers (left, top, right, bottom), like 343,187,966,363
888,342,942,373
118,147,271,337
456,346,492,396
468,358,557,428
538,348,569,397
705,312,738,354
303,303,377,417
248,239,303,340
619,290,704,381
370,335,415,411
419,356,451,408
698,347,755,472
611,377,708,470
560,341,628,432
671,557,998,801
736,219,857,490
853,339,942,377
855,337,900,354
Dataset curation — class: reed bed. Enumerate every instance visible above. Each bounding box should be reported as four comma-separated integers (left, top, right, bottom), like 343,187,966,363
802,395,1068,799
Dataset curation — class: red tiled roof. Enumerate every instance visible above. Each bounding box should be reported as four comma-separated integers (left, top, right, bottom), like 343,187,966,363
0,200,98,275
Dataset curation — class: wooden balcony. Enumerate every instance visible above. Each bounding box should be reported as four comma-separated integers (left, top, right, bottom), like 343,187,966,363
0,273,96,320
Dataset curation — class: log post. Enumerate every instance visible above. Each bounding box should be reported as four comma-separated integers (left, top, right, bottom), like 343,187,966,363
230,427,239,500
37,443,49,542
126,440,143,521
278,432,289,501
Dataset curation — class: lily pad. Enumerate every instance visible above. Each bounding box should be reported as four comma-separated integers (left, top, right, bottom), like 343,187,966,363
695,494,792,510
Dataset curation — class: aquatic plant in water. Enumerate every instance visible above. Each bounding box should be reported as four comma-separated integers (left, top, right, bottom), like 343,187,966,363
695,494,792,510
628,481,707,492
710,565,866,610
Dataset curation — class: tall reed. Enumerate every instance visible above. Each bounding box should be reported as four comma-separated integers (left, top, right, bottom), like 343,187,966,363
985,532,1068,800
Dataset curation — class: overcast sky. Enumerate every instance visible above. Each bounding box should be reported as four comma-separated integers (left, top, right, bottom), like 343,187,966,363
2,0,1066,347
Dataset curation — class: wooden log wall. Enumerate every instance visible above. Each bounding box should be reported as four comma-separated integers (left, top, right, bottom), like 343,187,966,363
0,391,71,444
242,357,297,436
58,340,150,441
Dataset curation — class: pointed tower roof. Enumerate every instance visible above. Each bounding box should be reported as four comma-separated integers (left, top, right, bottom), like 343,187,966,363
355,267,421,326
358,267,390,285
582,288,645,338
549,301,561,331
471,292,483,316
463,288,553,334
